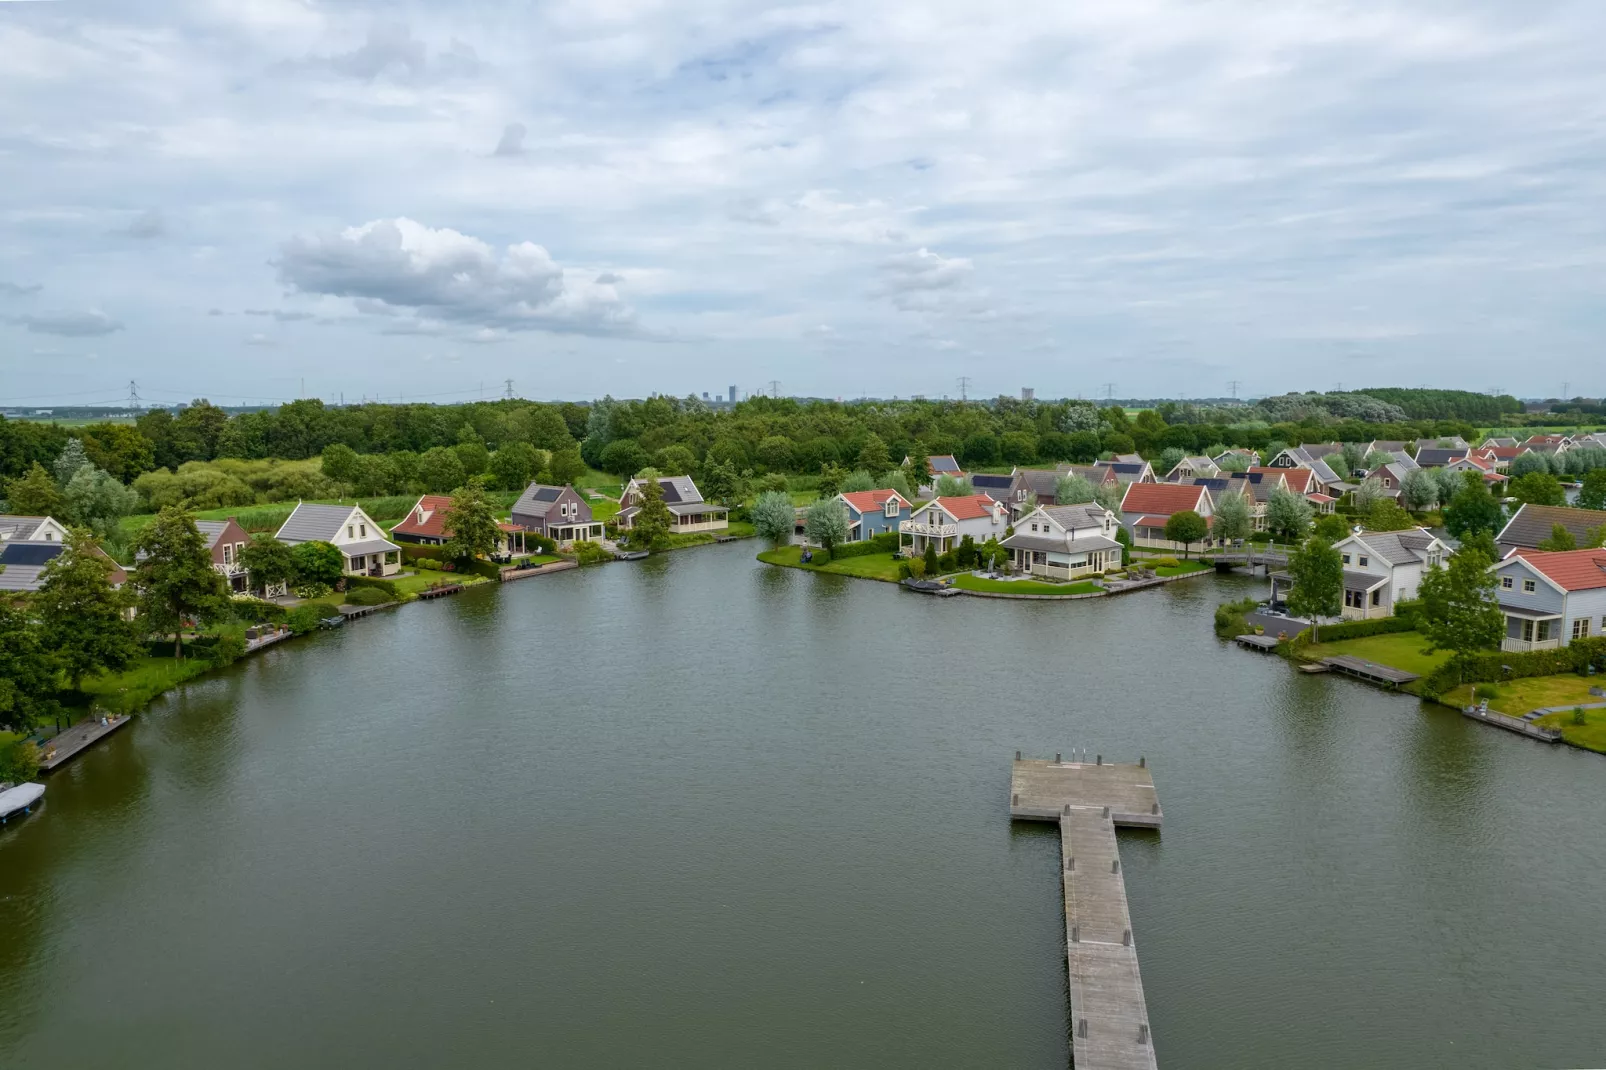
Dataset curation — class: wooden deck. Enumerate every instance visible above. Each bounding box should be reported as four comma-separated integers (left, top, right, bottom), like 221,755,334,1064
1319,655,1419,688
38,715,132,772
1011,756,1161,1070
337,600,401,620
1234,633,1280,652
500,560,578,582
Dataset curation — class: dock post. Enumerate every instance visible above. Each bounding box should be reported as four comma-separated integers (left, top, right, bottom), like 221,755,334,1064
1015,750,1022,760
1078,1019,1087,1039
1152,803,1159,815
1096,754,1102,765
1139,755,1146,768
1123,929,1131,946
1012,793,1019,806
1063,804,1070,815
1071,925,1079,942
1102,805,1110,819
1067,856,1074,871
1112,859,1120,874
1139,1024,1149,1044
1055,752,1061,763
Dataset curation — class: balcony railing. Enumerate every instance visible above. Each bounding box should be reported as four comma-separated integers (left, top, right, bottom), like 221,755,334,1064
900,520,958,537
1502,637,1562,653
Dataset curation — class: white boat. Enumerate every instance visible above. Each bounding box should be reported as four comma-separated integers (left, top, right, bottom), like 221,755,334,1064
0,782,46,825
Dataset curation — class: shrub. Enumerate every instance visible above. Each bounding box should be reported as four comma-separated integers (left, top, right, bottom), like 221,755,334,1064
286,605,322,635
1420,636,1606,695
1214,597,1259,638
0,740,41,785
1153,556,1181,569
1574,707,1588,726
345,586,391,606
830,532,901,559
572,540,613,566
230,598,287,624
293,581,332,599
936,551,957,573
346,575,401,598
210,633,247,666
897,561,913,580
907,558,927,579
1308,617,1416,642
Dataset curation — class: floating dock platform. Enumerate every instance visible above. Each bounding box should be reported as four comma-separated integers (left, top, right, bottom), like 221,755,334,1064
1011,755,1161,1070
38,715,131,772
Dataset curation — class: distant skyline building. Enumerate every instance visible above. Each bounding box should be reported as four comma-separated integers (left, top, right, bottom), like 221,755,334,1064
728,385,737,403
1021,387,1035,401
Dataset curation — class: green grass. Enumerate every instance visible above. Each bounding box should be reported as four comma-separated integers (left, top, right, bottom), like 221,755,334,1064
1155,560,1212,577
1536,707,1606,753
80,656,218,714
950,574,1101,595
1434,674,1606,753
756,545,904,582
1305,631,1453,680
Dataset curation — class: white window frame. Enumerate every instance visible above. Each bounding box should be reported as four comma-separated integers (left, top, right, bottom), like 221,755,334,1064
1500,575,1513,590
1574,618,1591,640
1523,579,1536,593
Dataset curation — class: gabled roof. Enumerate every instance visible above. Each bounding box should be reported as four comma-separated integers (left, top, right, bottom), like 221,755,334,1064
1095,460,1154,482
0,540,126,591
192,519,248,551
1274,448,1342,486
1254,466,1314,494
392,494,456,538
1386,450,1419,470
1418,436,1470,450
1480,437,1519,449
1120,482,1208,516
0,540,64,567
920,494,1000,521
1475,445,1522,460
1163,456,1217,481
927,454,964,475
624,475,705,505
1415,448,1469,467
1341,527,1442,567
1496,503,1606,550
1368,440,1407,453
510,483,573,520
1510,549,1606,591
968,473,1014,492
1110,454,1145,464
275,502,359,543
1039,503,1112,532
839,489,910,515
0,515,56,541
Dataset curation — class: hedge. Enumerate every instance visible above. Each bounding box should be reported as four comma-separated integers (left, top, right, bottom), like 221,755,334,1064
829,532,900,559
345,586,392,606
230,598,287,623
346,575,400,598
1420,636,1606,697
1307,616,1417,642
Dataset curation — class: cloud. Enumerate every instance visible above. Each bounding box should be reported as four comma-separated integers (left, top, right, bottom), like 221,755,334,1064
121,209,165,240
245,332,276,346
245,308,315,321
13,310,124,336
277,217,640,337
0,282,42,297
492,122,526,157
325,23,426,81
207,307,225,316
877,248,991,315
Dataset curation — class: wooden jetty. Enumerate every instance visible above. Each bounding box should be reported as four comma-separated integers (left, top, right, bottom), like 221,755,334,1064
1233,633,1280,653
499,560,577,582
1011,755,1161,1070
38,715,132,772
1461,705,1562,743
337,600,400,621
416,582,466,599
1319,654,1418,689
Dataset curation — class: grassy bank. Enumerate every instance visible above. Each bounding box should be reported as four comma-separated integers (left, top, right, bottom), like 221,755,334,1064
756,545,903,582
950,575,1100,595
661,521,755,550
1303,632,1453,681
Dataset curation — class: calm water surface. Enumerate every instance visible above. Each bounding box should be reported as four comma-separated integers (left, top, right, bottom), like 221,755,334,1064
2,544,1603,1068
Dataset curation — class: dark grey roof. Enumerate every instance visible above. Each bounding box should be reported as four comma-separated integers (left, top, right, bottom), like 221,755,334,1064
667,502,728,516
1496,503,1606,550
1039,503,1110,531
928,455,963,473
339,537,400,557
275,503,357,543
970,473,1014,490
1417,436,1469,450
0,540,64,567
1350,529,1437,566
1014,469,1062,498
1001,532,1121,554
0,515,53,541
511,483,569,519
1343,569,1388,591
0,564,45,592
1415,448,1468,467
194,520,234,549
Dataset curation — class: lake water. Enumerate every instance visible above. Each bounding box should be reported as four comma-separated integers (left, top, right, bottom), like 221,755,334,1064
2,543,1603,1068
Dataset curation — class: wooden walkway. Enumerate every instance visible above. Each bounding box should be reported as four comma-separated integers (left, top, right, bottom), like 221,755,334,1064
1011,756,1161,1070
500,560,578,582
38,715,132,772
1319,655,1419,688
1234,633,1280,652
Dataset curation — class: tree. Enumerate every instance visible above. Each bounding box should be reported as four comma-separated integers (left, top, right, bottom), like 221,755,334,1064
1266,485,1314,541
5,462,67,518
133,507,232,659
1314,513,1350,542
416,447,467,493
934,474,973,497
1351,476,1386,512
750,491,796,542
489,442,539,491
238,535,297,594
290,541,345,590
349,453,399,496
881,469,914,501
1285,535,1343,641
35,528,140,690
804,497,850,553
53,437,90,485
454,439,491,479
653,444,697,476
700,458,746,505
906,445,930,490
1537,523,1577,551
1579,469,1606,511
63,464,140,535
1340,441,1368,476
1417,545,1504,681
1055,474,1094,505
1215,451,1251,473
1212,488,1252,543
1164,510,1208,557
840,469,876,493
599,439,650,477
1114,525,1131,566
1158,447,1186,477
1508,471,1564,507
548,446,587,487
321,443,359,484
756,436,794,472
442,477,501,562
0,604,60,734
1093,481,1124,513
1401,467,1439,511
857,433,890,472
817,462,848,500
923,539,939,575
1443,471,1504,539
628,476,674,551
1509,451,1554,478
1365,499,1415,532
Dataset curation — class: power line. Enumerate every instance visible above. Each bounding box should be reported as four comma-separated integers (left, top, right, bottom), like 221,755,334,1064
504,378,515,399
767,379,781,398
1101,382,1115,401
126,380,142,411
1227,379,1241,399
956,375,971,402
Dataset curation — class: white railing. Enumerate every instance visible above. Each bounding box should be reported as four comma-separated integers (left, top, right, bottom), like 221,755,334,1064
900,520,958,537
1502,637,1562,653
215,561,248,577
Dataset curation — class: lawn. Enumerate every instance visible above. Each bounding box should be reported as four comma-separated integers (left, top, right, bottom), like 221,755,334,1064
1305,631,1454,680
387,571,493,598
81,656,219,714
1154,560,1212,577
1536,707,1606,753
949,574,1101,596
1435,674,1606,754
756,545,904,582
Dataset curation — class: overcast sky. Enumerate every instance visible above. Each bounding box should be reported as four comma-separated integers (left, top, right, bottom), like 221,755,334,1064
2,0,1603,406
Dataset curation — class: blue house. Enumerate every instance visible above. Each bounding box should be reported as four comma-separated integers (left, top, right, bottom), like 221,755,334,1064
837,489,913,542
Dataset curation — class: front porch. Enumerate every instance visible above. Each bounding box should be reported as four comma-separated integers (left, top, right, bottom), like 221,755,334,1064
547,520,607,545
899,518,958,555
1010,548,1116,580
1501,605,1562,653
344,549,401,577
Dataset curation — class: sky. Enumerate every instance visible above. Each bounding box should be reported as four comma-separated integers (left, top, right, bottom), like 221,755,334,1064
1,0,1604,407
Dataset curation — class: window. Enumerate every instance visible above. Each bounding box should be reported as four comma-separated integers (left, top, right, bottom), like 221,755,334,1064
884,500,899,517
1501,575,1513,590
347,525,354,538
1342,553,1351,564
360,524,367,537
1357,555,1369,567
1571,617,1590,640
1031,523,1039,532
1371,588,1381,606
222,544,231,564
1536,619,1552,641
1345,589,1363,608
1523,579,1536,593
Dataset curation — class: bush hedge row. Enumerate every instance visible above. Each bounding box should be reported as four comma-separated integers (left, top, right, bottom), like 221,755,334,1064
1420,636,1606,697
828,532,900,559
1306,616,1417,642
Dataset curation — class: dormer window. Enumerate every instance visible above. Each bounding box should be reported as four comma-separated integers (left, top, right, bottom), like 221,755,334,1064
883,500,899,517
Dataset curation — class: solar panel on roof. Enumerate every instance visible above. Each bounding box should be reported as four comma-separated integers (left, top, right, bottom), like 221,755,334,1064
0,543,64,566
659,480,682,504
533,487,561,502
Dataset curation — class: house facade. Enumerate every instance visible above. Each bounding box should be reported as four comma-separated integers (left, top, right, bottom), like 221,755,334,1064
1119,482,1215,550
616,476,729,534
275,503,402,577
1000,503,1122,580
0,539,128,596
899,494,1008,555
837,489,912,542
1163,456,1220,482
1492,549,1606,652
194,518,258,594
507,484,605,543
1265,446,1347,494
1331,527,1447,619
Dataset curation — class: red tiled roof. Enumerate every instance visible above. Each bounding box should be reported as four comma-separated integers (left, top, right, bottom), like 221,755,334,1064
1513,549,1606,591
1477,446,1522,460
1120,482,1207,516
927,494,999,520
392,495,454,538
1249,466,1312,492
1307,493,1336,503
1455,454,1496,472
840,489,908,514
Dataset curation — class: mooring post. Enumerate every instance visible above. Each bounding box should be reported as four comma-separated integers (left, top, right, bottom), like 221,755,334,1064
1102,805,1110,819
1138,1024,1149,1044
1055,752,1061,763
1123,928,1131,946
1015,750,1021,760
1139,755,1146,768
1012,793,1019,806
1063,803,1070,815
1112,859,1120,874
1071,925,1079,942
1096,754,1102,765
1078,1019,1088,1039
1152,803,1159,815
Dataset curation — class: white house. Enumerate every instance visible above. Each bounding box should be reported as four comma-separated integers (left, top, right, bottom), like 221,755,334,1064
1492,549,1606,652
1000,503,1123,580
1331,527,1448,619
274,502,402,577
900,494,1009,555
1163,456,1219,482
0,515,70,543
1119,482,1215,550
